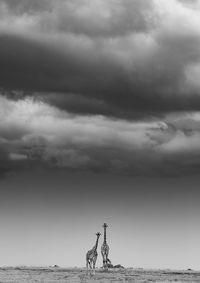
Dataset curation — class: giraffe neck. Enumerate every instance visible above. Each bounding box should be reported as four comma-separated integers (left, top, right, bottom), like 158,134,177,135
94,236,100,250
104,227,107,243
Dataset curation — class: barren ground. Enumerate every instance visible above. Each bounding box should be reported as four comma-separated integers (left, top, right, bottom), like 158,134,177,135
0,267,199,283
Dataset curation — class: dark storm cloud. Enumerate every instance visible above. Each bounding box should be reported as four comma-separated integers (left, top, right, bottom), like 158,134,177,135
39,93,156,120
40,93,114,117
1,31,200,117
1,0,200,118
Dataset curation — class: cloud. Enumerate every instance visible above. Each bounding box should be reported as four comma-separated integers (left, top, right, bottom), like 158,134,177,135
0,0,154,36
1,95,200,176
178,0,199,6
0,95,159,176
0,0,52,15
1,0,200,118
40,0,154,37
1,1,200,176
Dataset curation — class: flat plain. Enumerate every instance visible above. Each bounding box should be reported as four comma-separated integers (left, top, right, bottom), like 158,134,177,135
0,267,199,283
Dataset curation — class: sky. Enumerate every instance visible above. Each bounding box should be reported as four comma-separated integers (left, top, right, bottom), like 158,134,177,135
0,0,200,270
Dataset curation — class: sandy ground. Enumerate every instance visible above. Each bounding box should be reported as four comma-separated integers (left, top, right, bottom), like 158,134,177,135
0,267,199,283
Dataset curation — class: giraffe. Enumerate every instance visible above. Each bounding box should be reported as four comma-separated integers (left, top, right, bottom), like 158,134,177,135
86,232,101,270
101,223,111,269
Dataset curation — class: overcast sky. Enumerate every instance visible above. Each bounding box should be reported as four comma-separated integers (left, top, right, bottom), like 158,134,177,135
0,0,200,269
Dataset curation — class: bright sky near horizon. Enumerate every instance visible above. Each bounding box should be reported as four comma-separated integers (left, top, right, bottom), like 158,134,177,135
0,170,200,270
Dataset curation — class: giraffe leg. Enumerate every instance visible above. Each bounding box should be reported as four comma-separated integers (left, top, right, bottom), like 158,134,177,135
92,260,96,275
89,260,92,269
102,253,104,268
102,254,105,268
105,255,109,270
93,257,97,269
86,256,88,269
86,253,90,269
102,254,107,269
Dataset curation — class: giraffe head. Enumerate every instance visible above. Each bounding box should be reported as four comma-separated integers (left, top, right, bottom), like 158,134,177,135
103,223,108,229
96,232,101,238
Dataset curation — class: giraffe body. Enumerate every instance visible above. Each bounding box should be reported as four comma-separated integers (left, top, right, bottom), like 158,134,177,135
86,232,101,269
